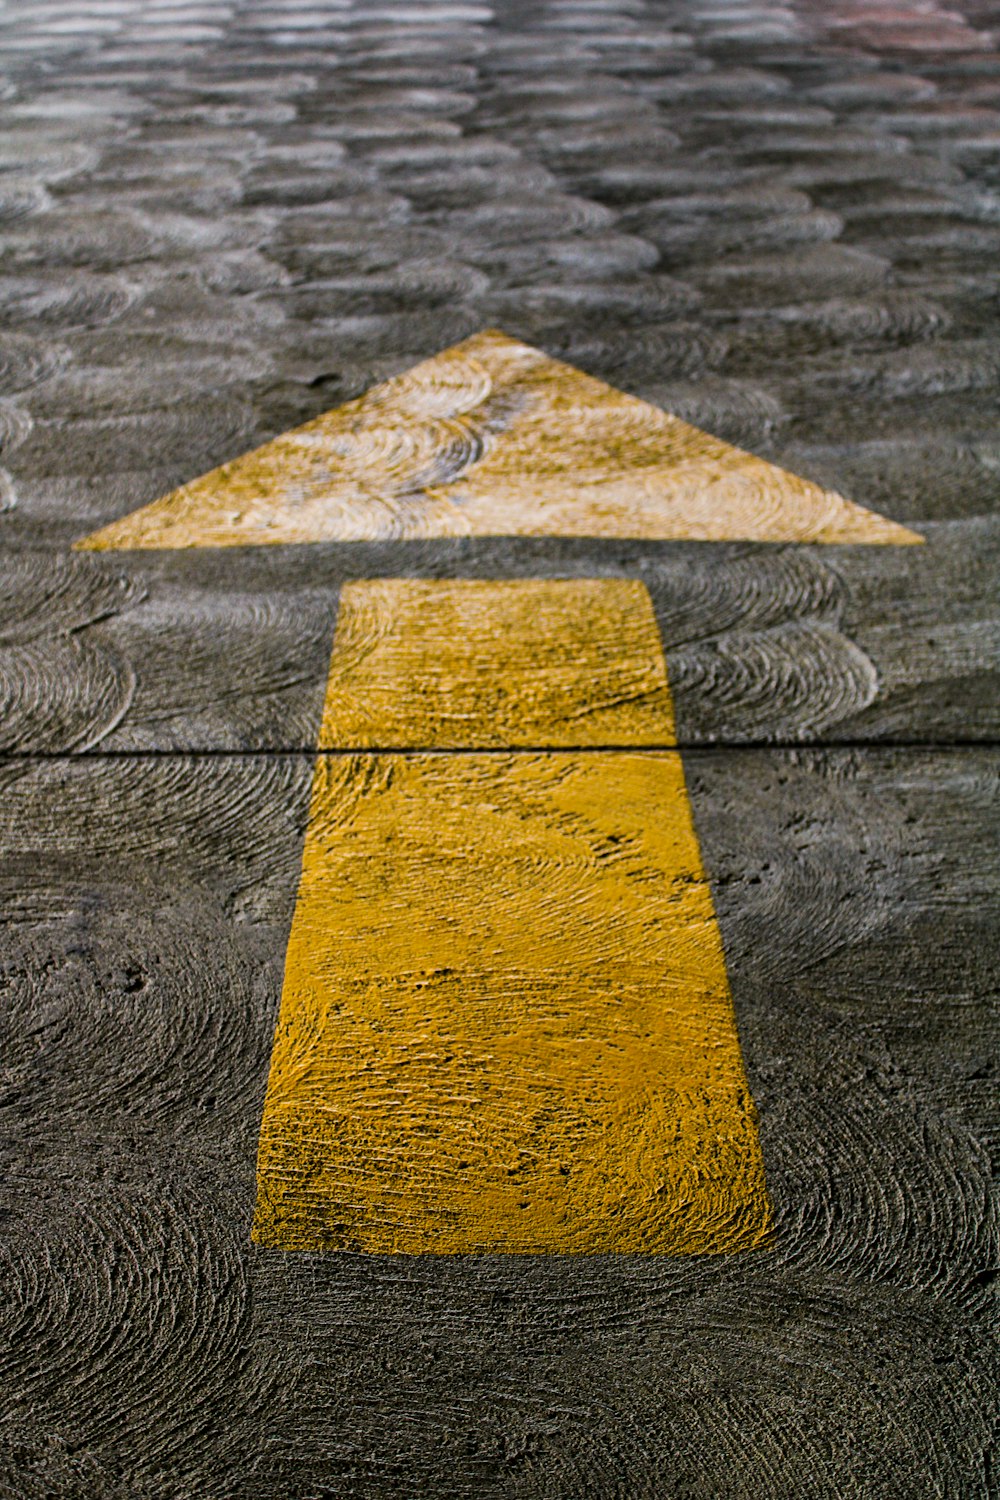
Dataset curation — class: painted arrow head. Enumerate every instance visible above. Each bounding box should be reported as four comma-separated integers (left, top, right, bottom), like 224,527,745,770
76,328,921,550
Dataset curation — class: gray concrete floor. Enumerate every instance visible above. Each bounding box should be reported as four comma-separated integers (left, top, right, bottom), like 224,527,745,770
0,3,998,1496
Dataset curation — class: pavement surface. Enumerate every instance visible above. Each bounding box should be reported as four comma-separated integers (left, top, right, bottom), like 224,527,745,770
1,3,998,1497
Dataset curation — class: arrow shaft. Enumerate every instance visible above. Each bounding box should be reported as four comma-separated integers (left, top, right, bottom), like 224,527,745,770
252,578,770,1254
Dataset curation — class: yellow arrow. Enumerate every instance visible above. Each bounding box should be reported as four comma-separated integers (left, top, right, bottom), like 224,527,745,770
75,328,920,550
74,332,920,1255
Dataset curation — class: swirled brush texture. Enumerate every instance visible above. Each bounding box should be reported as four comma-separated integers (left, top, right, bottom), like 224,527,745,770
0,1,997,1497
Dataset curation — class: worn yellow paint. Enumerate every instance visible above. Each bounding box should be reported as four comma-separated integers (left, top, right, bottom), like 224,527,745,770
76,329,921,550
252,579,770,1255
321,578,675,748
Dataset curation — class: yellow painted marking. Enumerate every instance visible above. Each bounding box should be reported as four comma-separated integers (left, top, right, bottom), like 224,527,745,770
252,579,770,1255
76,329,921,550
321,578,675,748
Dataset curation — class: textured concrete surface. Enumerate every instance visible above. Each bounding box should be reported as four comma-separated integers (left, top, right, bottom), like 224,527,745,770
1,2,998,1497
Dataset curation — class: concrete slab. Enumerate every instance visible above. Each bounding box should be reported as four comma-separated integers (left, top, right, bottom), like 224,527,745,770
0,748,995,1495
1,531,997,752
